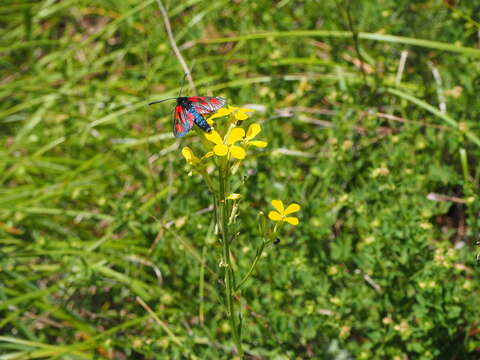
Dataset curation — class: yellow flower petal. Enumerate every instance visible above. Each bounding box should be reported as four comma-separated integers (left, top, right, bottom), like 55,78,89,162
268,211,283,221
284,217,299,226
248,140,268,148
227,193,241,200
208,107,233,121
182,147,193,161
284,203,301,215
246,123,261,140
235,108,254,121
218,107,234,116
205,130,223,145
235,112,249,120
229,145,246,159
214,144,229,156
226,128,245,145
271,200,285,214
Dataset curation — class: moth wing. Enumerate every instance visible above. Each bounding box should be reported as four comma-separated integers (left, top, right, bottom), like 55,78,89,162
187,96,226,114
173,105,194,138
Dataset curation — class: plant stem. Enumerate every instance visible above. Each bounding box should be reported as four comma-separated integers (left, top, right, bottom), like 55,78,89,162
199,243,206,325
218,164,243,357
236,223,279,293
154,0,196,94
235,241,266,293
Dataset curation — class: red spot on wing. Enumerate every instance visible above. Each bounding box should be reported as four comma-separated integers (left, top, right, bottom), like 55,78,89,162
200,102,207,106
175,123,184,132
187,112,194,121
188,97,200,102
210,98,219,104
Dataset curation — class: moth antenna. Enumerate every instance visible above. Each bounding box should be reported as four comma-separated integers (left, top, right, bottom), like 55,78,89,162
148,97,177,105
178,73,188,97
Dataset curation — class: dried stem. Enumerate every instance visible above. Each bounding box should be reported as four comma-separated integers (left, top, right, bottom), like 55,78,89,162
154,0,197,94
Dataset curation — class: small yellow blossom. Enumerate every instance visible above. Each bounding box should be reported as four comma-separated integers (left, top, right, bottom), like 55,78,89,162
339,326,351,338
330,297,341,305
206,107,234,124
205,105,254,125
230,105,255,121
205,129,246,159
243,123,268,148
394,319,409,334
181,146,213,165
327,266,338,275
463,280,472,290
268,200,301,225
382,316,393,325
371,167,390,177
181,147,200,165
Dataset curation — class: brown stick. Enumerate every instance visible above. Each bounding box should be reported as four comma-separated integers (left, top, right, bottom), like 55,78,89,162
154,0,197,94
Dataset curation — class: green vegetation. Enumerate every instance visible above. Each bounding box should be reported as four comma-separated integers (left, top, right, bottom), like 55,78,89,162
1,0,480,358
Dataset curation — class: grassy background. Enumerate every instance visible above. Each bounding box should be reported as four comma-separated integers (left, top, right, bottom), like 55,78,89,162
1,0,480,358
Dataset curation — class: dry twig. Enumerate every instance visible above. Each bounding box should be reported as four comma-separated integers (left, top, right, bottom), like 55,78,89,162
155,0,196,93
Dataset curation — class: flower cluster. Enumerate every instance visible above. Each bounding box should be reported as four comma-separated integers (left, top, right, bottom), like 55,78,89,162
180,102,301,228
181,105,267,163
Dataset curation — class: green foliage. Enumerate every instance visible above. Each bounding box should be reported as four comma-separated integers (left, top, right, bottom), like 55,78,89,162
1,0,480,358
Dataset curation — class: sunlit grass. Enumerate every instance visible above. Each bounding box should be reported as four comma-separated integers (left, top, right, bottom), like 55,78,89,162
1,0,480,358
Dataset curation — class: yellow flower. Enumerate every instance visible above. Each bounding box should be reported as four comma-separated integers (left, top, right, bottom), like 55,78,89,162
181,147,200,165
205,105,254,125
244,123,268,148
181,147,213,165
229,105,254,121
268,200,301,225
205,129,246,159
206,107,234,124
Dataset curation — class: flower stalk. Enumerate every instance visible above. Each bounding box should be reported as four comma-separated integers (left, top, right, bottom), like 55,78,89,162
178,103,300,357
218,161,243,356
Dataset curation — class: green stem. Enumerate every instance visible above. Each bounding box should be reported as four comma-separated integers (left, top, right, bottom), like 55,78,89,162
459,148,469,183
201,169,216,193
235,240,267,293
236,223,280,293
199,243,206,325
218,163,243,357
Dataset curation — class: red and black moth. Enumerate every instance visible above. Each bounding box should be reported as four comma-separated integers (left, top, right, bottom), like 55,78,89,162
149,96,226,138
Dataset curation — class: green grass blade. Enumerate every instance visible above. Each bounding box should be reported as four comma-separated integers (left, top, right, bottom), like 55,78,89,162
387,87,480,147
199,30,480,56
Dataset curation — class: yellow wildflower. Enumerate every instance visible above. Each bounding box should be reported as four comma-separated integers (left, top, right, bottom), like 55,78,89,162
244,123,268,148
205,105,254,125
206,107,234,124
230,105,254,121
181,146,213,165
268,200,301,225
205,129,246,159
181,147,200,165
